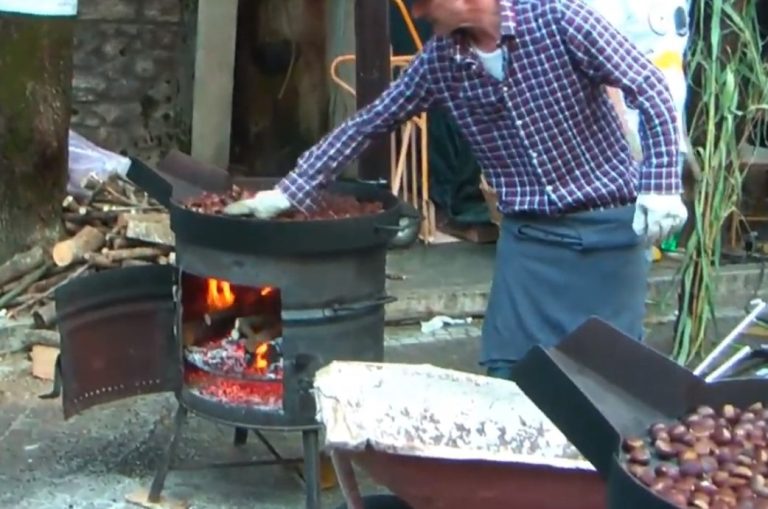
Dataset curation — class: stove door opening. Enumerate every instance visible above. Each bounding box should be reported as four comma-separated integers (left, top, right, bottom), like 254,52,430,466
180,272,284,411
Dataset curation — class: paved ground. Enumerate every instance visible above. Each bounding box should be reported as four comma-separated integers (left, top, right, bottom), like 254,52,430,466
0,324,482,509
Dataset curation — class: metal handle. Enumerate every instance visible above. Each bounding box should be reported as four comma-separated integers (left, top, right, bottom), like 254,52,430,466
281,295,397,322
693,299,767,380
375,201,422,233
329,295,397,314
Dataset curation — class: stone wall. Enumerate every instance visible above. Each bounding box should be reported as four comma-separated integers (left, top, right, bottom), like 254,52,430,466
71,0,190,164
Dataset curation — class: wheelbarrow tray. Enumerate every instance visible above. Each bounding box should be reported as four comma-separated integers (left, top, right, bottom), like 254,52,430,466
313,362,605,509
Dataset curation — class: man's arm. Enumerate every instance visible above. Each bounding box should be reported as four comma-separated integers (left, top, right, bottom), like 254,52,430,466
276,43,437,211
555,0,682,195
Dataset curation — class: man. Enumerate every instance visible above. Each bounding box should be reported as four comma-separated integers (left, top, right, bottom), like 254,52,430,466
225,0,688,380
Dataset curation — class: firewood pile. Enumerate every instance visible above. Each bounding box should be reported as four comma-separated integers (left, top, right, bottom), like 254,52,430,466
0,174,175,329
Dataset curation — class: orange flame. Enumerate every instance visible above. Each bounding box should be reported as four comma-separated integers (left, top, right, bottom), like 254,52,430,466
253,343,269,371
260,287,273,297
206,278,235,310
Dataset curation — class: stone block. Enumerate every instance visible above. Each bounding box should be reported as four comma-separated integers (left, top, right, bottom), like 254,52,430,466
78,0,138,20
142,0,182,22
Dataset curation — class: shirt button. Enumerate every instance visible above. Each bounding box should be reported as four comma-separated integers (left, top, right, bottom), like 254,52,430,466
545,185,554,193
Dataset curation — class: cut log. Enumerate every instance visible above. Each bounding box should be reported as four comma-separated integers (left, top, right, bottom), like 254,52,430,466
122,260,152,267
124,212,175,246
0,263,51,309
104,247,168,263
27,270,70,294
0,246,46,287
52,225,106,267
82,252,117,269
62,210,119,225
32,301,57,328
31,345,60,381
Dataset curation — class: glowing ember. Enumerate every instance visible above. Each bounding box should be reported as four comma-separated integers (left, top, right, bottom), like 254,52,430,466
207,278,236,310
185,367,283,409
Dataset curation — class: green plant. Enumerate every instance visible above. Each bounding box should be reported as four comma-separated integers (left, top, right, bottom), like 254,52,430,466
674,0,768,364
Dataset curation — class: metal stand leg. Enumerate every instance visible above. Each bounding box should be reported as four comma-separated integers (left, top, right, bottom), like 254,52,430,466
233,427,248,446
148,405,188,503
302,429,322,509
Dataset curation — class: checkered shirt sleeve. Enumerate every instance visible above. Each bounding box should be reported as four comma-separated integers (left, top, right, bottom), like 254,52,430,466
558,0,682,194
276,43,437,210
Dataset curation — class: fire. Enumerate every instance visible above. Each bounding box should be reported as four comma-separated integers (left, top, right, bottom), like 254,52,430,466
206,278,235,310
253,343,269,371
260,287,273,297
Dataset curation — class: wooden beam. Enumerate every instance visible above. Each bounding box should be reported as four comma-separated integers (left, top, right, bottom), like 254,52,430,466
355,0,391,182
191,0,239,168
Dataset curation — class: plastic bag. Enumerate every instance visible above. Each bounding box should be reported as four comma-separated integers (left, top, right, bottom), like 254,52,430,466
67,130,131,198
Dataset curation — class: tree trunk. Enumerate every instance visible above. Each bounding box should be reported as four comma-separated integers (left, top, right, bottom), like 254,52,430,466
0,12,73,265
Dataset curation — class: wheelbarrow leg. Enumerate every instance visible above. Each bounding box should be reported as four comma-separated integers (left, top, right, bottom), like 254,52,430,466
303,429,322,509
331,450,365,509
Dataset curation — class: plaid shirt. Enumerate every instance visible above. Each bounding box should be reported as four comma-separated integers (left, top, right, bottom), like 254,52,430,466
278,0,681,216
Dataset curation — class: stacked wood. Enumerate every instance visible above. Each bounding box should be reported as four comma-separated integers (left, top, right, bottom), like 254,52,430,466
0,174,175,328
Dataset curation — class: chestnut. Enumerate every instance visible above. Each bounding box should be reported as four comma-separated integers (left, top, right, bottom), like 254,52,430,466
650,423,669,439
670,424,690,442
638,468,657,487
741,412,758,424
690,491,711,509
681,459,705,477
623,436,646,453
650,477,675,493
712,470,731,487
702,456,720,475
655,439,677,460
696,480,719,496
713,426,734,446
662,489,689,508
751,473,768,497
698,405,718,417
629,448,651,465
722,404,740,423
695,439,717,456
655,463,681,479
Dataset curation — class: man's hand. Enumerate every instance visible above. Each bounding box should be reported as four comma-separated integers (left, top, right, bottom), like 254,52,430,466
222,189,292,219
632,194,688,243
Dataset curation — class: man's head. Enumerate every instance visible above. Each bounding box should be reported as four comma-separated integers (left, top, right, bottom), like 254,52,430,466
411,0,495,36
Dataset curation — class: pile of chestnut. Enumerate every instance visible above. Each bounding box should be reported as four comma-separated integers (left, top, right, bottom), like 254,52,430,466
624,402,768,508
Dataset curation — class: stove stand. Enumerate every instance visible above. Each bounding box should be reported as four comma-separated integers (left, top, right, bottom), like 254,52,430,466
146,405,321,509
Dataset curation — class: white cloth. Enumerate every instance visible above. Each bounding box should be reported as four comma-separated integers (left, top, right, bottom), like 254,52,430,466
473,46,504,80
586,0,691,153
222,189,292,218
632,193,688,242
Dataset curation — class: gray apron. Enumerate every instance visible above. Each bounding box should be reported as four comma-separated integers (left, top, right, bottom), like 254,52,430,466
480,205,650,366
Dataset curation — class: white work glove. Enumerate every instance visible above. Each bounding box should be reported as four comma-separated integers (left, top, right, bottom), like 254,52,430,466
632,194,688,244
222,188,292,219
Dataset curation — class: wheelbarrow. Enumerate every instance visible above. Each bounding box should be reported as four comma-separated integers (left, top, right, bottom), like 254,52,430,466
314,300,768,509
312,361,603,509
